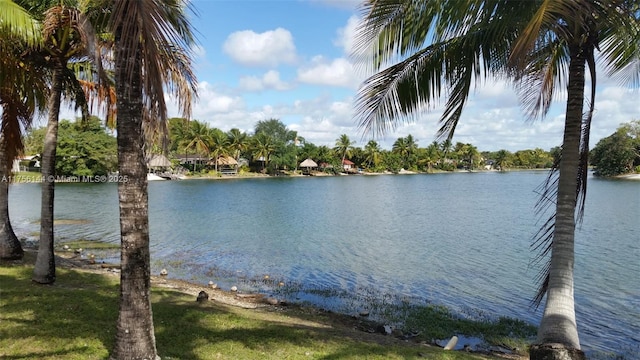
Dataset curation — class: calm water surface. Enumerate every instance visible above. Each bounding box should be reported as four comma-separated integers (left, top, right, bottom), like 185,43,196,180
8,171,639,356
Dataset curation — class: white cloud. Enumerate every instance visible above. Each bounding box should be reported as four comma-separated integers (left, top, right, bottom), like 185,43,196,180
237,76,264,92
334,15,360,55
239,70,292,92
196,82,244,113
160,77,638,154
222,28,297,67
297,56,362,88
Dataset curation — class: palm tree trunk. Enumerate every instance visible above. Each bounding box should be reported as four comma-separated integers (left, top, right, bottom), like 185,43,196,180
33,65,64,284
530,46,586,360
0,136,23,260
110,30,158,360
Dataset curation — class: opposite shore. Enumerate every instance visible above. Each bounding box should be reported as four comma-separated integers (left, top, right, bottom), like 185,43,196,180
8,168,640,184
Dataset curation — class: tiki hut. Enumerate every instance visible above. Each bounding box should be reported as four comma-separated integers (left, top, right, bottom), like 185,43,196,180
147,154,172,171
299,158,318,175
209,155,238,175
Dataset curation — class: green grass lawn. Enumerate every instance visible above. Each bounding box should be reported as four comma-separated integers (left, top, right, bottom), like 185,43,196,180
0,259,509,360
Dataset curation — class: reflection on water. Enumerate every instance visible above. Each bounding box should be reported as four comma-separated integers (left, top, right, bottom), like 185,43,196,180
9,172,639,356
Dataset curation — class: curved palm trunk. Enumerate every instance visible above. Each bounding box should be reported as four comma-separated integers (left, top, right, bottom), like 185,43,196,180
110,31,158,360
0,137,23,260
530,47,586,360
33,66,64,284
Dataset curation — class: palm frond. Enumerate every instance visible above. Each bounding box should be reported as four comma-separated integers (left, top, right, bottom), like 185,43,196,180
353,0,533,140
576,50,597,224
515,37,569,121
510,0,591,67
354,42,445,138
597,1,640,87
530,159,559,308
110,0,198,150
353,0,437,73
78,78,117,129
0,0,42,47
0,90,37,166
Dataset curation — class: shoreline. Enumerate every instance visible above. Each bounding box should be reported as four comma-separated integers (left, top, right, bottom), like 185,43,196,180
615,173,640,180
5,248,527,359
0,248,526,360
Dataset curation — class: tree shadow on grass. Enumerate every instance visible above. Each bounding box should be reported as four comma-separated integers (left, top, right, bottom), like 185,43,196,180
152,289,456,360
1,265,464,360
0,265,118,359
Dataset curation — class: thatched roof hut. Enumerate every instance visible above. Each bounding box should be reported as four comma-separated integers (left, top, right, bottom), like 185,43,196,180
300,158,318,175
300,158,318,168
208,155,239,174
147,154,172,169
208,155,238,166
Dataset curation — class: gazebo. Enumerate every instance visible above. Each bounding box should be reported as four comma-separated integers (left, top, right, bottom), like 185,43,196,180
299,158,318,175
209,155,238,175
147,154,172,171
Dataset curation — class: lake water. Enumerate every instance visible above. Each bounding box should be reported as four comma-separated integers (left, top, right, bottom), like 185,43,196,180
8,171,639,356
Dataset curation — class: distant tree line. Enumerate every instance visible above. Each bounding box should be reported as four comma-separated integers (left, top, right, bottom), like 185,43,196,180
165,117,562,174
165,117,565,174
22,116,597,176
23,117,638,177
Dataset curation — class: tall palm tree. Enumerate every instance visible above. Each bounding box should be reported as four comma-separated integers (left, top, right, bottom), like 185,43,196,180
353,1,639,357
209,128,229,172
32,2,101,284
108,0,197,358
251,132,275,171
334,134,355,168
391,137,408,156
0,135,23,260
0,0,46,260
363,139,381,169
227,128,248,162
405,134,417,153
183,120,210,172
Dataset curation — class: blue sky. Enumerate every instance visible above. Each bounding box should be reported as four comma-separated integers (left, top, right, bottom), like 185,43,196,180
58,0,639,152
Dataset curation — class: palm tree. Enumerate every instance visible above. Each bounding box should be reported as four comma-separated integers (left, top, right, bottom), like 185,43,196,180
391,137,408,156
494,149,512,171
183,121,210,172
334,134,355,169
209,128,229,172
251,132,275,171
227,128,248,162
0,0,46,260
392,135,418,169
353,1,639,357
422,141,442,172
363,140,381,170
108,0,197,358
457,143,480,170
406,134,419,169
0,136,23,260
32,2,101,284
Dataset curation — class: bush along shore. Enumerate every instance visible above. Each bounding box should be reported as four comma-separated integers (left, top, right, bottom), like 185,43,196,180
0,239,538,360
